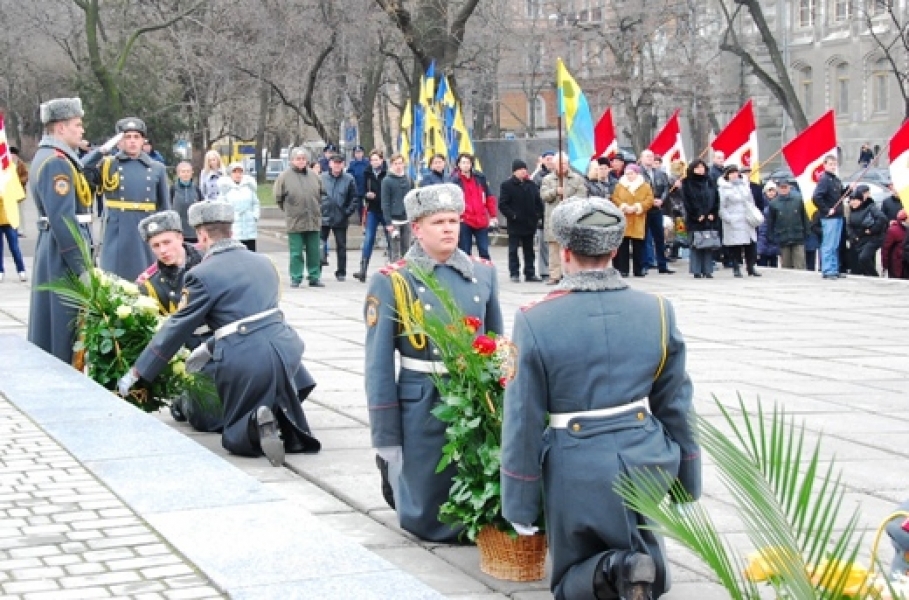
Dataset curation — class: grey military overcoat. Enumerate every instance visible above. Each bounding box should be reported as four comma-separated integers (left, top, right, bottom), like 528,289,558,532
364,246,503,543
134,240,316,456
27,136,94,364
86,151,169,281
501,270,701,600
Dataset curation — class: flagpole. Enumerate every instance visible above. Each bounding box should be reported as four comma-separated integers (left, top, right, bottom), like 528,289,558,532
751,147,784,175
557,113,564,198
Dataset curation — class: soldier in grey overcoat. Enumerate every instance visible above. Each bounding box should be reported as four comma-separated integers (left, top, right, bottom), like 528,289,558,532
501,197,701,600
119,201,320,466
27,97,94,364
364,183,503,543
84,117,170,281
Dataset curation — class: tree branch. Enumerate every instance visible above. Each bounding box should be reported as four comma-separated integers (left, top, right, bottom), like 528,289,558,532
115,0,209,73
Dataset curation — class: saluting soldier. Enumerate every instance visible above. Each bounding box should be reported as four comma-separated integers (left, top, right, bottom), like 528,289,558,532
118,201,320,466
85,117,170,281
364,183,503,543
501,197,701,600
27,97,95,364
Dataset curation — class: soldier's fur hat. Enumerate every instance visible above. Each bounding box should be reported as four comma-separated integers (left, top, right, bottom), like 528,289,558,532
39,98,84,124
138,211,183,242
188,200,234,227
551,196,626,256
116,117,147,135
405,183,465,222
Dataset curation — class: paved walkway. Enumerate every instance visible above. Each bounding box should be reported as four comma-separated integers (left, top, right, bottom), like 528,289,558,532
2,205,908,598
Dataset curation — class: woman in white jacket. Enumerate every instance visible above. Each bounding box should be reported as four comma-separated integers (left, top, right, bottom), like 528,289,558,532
718,165,761,277
218,162,260,251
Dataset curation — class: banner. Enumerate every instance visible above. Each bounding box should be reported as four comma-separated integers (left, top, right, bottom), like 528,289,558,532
712,100,760,182
648,110,686,164
556,59,595,173
593,108,618,159
781,110,837,218
889,119,909,205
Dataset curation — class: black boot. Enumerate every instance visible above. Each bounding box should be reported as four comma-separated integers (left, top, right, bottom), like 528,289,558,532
275,406,321,454
353,258,369,282
748,265,762,277
733,265,742,278
250,405,285,467
320,248,329,267
375,455,396,509
596,551,656,600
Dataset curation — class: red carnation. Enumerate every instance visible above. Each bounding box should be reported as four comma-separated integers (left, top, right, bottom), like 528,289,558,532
472,335,497,356
463,316,482,334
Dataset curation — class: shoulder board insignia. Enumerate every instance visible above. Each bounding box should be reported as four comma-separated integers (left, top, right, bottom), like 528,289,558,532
135,264,158,285
520,289,571,312
470,256,494,266
378,259,407,276
53,149,66,158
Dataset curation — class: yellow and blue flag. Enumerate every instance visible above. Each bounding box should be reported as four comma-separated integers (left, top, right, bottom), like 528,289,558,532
557,59,594,173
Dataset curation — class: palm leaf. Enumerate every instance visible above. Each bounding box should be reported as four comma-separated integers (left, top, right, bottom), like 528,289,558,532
617,396,877,599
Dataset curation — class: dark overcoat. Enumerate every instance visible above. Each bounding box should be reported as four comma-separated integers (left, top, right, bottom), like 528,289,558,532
134,240,315,456
501,270,701,600
364,245,503,543
27,136,94,364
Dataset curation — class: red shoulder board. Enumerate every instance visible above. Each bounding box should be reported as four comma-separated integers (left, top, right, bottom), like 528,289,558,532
135,263,158,285
378,259,407,276
470,256,494,267
53,149,67,158
520,289,571,312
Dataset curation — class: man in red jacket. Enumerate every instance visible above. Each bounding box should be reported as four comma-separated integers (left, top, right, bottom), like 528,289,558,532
450,153,497,259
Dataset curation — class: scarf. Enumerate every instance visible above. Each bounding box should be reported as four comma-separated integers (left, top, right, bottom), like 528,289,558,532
557,268,628,292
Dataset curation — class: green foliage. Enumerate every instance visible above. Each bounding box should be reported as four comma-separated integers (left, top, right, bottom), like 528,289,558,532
407,266,513,542
616,395,898,599
39,220,218,414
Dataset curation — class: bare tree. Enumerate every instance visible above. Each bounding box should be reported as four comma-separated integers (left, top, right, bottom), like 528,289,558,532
716,0,808,131
862,0,909,121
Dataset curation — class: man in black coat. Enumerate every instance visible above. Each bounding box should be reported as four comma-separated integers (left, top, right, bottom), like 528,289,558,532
811,154,847,279
499,160,545,282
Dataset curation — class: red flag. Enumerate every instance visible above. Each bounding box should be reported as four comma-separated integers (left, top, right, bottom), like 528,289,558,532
648,110,686,164
0,114,11,174
712,100,758,169
781,110,837,217
889,119,909,204
593,108,618,159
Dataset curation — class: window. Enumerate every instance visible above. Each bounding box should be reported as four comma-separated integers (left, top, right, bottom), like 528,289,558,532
835,62,849,114
528,96,546,128
873,59,889,112
799,67,814,115
525,0,543,18
832,0,851,21
865,0,884,16
798,0,815,26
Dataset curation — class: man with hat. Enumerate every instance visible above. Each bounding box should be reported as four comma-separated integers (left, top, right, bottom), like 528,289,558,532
84,117,170,281
320,153,357,281
318,143,338,173
135,210,220,430
118,200,321,466
531,150,556,281
606,152,627,197
540,152,588,284
501,197,700,600
498,158,544,282
364,182,503,542
346,145,369,211
27,97,96,364
766,178,809,270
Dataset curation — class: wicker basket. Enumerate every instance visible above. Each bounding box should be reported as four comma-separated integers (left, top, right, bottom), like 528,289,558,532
476,525,547,582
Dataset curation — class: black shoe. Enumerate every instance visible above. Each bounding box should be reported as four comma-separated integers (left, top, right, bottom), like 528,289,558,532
747,268,762,277
336,274,346,282
309,280,325,288
733,266,743,278
525,276,543,282
275,407,321,454
704,273,714,279
693,273,703,279
254,405,285,467
603,551,656,600
659,268,675,274
633,272,646,278
510,276,520,283
169,401,187,423
290,280,301,288
376,455,396,509
837,273,847,278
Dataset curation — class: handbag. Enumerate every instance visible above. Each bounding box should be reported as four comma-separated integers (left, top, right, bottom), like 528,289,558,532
691,229,721,250
745,203,765,228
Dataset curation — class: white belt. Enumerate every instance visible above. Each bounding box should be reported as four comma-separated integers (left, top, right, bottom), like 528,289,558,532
549,398,650,429
39,215,92,225
400,356,448,375
214,308,280,340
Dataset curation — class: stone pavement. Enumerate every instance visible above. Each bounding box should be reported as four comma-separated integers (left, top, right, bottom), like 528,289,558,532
2,212,909,598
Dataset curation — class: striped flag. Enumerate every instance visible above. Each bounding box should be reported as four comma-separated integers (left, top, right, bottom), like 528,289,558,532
712,100,760,182
648,110,686,165
556,59,595,173
781,110,837,219
889,119,909,205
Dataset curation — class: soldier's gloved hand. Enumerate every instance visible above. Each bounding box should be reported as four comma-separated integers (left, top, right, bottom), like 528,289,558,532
510,522,539,536
99,132,124,154
117,367,139,397
672,501,700,521
185,342,212,373
376,446,402,465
